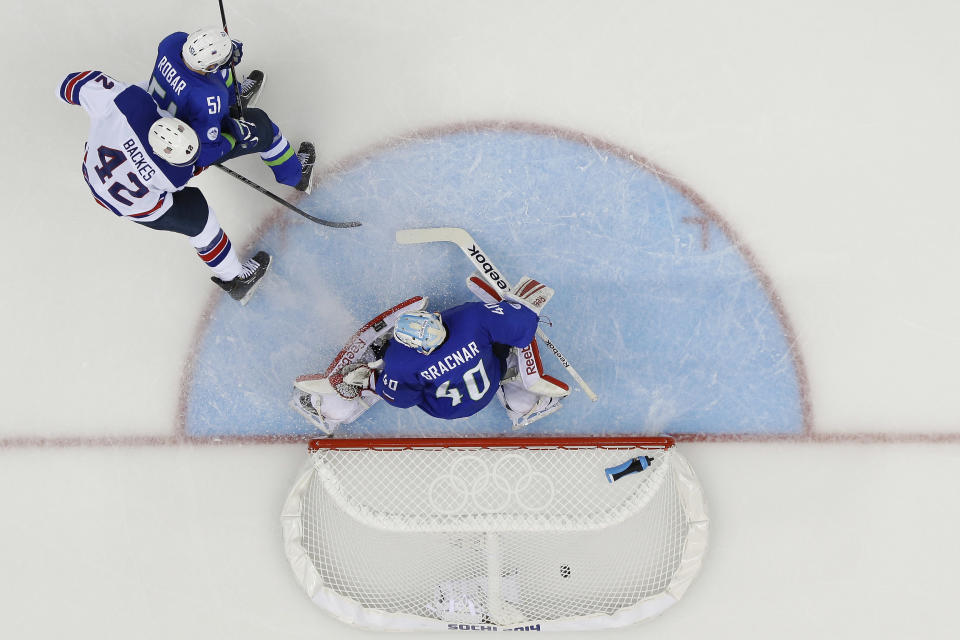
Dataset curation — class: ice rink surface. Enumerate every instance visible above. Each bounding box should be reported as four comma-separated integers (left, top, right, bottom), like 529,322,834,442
3,1,960,638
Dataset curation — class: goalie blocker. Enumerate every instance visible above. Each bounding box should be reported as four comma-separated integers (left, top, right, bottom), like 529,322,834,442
466,272,570,400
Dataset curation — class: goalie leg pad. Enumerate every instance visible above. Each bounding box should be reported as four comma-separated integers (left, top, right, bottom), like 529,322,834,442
295,295,426,395
319,391,379,424
497,379,563,430
515,340,570,397
318,296,427,379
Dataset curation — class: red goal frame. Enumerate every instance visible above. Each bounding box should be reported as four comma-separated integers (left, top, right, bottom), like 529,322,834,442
309,435,675,451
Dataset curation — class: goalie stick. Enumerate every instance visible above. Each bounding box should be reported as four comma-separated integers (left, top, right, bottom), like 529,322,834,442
395,227,599,402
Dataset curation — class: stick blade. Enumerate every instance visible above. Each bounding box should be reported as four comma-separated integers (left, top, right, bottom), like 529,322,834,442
395,227,473,246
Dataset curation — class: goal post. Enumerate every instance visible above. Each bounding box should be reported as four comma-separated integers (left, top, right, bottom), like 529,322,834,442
281,436,708,631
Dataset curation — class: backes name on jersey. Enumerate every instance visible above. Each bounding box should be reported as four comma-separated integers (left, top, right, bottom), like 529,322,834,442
156,56,187,96
419,341,481,381
122,139,156,181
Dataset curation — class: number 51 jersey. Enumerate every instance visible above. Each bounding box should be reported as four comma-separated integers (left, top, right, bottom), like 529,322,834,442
376,301,539,419
59,70,194,221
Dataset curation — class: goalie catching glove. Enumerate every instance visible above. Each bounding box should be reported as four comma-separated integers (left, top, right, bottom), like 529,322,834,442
505,276,554,314
328,361,381,399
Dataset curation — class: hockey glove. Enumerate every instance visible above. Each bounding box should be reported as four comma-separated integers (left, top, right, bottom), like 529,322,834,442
331,361,382,399
222,40,243,68
506,276,554,314
225,117,258,149
466,273,503,304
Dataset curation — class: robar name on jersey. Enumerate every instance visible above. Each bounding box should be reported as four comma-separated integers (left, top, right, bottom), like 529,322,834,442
156,55,187,96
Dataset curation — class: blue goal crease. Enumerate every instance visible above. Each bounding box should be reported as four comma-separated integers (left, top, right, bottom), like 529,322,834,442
185,129,805,439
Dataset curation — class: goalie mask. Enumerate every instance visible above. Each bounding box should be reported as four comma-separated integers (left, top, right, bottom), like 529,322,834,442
393,311,446,355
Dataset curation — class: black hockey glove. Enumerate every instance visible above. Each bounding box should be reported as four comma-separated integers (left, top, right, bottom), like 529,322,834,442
225,117,258,149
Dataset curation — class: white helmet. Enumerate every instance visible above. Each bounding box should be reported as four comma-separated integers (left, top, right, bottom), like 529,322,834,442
393,311,446,355
148,117,199,166
182,27,232,72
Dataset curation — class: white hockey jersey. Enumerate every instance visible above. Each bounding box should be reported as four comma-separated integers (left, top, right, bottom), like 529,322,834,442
59,71,194,221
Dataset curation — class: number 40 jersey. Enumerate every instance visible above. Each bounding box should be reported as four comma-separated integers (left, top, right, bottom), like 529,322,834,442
59,70,193,221
376,301,539,420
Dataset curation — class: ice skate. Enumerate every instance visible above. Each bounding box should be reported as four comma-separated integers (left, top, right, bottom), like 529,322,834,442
511,395,562,430
238,70,265,109
211,250,271,305
290,392,335,435
294,142,316,194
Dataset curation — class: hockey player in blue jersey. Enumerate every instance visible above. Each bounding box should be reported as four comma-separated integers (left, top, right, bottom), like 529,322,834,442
59,70,270,304
147,27,315,192
292,277,571,433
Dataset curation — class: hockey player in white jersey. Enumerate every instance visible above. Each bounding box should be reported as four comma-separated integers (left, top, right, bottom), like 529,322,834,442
59,70,270,304
147,28,315,192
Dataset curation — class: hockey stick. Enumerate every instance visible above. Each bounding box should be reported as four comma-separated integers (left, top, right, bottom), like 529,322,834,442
212,4,357,229
213,165,361,228
217,0,245,119
395,227,599,401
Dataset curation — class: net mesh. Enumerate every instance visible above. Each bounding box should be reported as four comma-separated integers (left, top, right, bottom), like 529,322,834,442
290,443,702,627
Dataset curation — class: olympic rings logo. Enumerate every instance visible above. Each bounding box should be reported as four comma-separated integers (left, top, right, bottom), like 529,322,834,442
427,454,556,514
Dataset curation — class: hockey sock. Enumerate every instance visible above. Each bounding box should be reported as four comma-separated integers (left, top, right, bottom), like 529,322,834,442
190,209,241,281
260,123,303,187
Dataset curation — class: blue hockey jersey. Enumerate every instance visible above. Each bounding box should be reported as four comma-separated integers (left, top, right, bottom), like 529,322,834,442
376,301,539,419
146,32,236,167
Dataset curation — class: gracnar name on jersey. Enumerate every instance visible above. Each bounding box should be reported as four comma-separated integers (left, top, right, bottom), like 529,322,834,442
419,341,481,381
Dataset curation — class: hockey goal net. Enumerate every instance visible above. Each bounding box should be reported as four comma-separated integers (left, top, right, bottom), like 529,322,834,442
281,436,708,631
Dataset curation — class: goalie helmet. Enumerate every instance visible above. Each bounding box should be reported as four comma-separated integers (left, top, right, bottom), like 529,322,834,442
393,311,446,355
182,27,232,72
148,117,199,166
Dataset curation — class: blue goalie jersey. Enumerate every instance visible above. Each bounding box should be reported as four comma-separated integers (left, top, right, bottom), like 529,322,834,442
376,301,539,419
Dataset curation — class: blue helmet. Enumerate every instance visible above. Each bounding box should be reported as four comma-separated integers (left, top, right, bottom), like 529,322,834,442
393,311,446,355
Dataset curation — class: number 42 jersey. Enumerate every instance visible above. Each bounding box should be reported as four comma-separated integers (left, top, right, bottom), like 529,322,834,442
59,70,193,221
376,301,539,419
